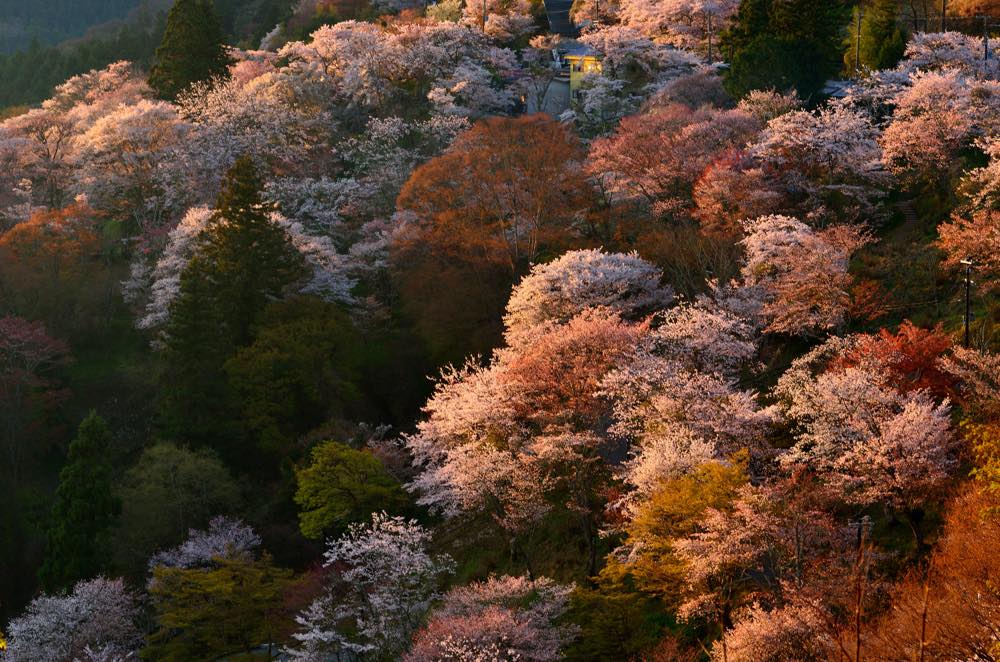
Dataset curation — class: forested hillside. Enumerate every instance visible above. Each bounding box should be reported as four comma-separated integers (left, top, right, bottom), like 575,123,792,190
1,0,999,659
0,0,289,109
0,0,146,52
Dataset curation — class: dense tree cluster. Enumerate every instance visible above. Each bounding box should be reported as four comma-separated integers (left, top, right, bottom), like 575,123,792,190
1,0,1000,659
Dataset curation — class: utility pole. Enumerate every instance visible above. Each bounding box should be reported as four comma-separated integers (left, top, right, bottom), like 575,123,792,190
707,11,713,64
941,0,947,32
482,0,487,32
853,516,870,662
855,3,864,75
961,259,974,348
985,15,991,63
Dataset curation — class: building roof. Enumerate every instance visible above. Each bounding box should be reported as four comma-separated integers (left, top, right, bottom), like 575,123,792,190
557,41,599,58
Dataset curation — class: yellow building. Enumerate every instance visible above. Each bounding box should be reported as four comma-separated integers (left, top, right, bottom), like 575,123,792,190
558,43,603,94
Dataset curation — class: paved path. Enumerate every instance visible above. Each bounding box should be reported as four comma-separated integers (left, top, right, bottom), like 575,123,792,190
543,0,578,37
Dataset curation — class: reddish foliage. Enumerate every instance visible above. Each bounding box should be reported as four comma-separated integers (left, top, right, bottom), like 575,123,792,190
0,315,72,480
0,202,100,268
396,114,590,276
835,321,956,399
847,279,891,323
866,488,1000,661
502,311,649,427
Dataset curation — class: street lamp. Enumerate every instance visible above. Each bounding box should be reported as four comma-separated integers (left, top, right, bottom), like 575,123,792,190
960,258,974,348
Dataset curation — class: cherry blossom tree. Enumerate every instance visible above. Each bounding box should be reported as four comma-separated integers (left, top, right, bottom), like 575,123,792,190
776,338,959,533
170,72,331,210
881,70,1000,182
290,513,455,660
735,89,800,123
276,20,515,120
407,575,578,661
428,59,518,118
407,309,648,572
714,603,836,662
278,21,403,113
588,104,761,222
563,73,638,138
0,61,151,210
749,104,889,225
578,26,701,82
618,0,740,57
131,207,213,332
897,31,1000,77
740,215,869,336
938,210,1000,291
148,516,262,571
336,114,469,219
461,0,536,42
71,100,188,235
600,294,773,508
502,249,671,348
2,577,142,662
939,347,1000,420
959,137,1000,212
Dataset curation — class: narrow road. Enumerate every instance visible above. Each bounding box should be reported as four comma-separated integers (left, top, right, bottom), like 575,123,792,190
543,0,578,37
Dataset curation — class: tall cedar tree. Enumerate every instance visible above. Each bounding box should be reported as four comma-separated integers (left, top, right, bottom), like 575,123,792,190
148,0,231,100
844,0,906,76
159,156,306,462
38,412,120,591
721,0,852,100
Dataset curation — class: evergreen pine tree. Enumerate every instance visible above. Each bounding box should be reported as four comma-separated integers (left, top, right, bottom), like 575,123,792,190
38,412,119,591
159,156,306,461
845,0,907,76
148,0,231,100
722,0,852,100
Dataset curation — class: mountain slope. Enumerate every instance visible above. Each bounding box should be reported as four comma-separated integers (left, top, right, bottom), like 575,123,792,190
0,0,149,53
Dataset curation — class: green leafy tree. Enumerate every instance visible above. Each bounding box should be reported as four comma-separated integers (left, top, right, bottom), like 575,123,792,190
565,584,675,661
145,556,292,660
599,456,749,602
722,0,852,100
294,441,411,539
148,0,231,100
844,0,907,76
113,443,242,576
224,299,362,461
38,412,120,591
159,156,306,459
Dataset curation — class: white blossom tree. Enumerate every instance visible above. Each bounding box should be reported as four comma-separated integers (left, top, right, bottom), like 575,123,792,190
148,515,261,571
290,513,455,661
740,215,869,336
776,338,959,519
407,575,578,661
71,100,188,235
2,578,142,662
503,249,671,347
749,104,889,225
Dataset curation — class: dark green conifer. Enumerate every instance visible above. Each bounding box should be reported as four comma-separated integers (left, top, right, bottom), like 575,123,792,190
39,412,120,591
159,156,306,460
845,0,907,76
148,0,231,100
722,0,852,100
